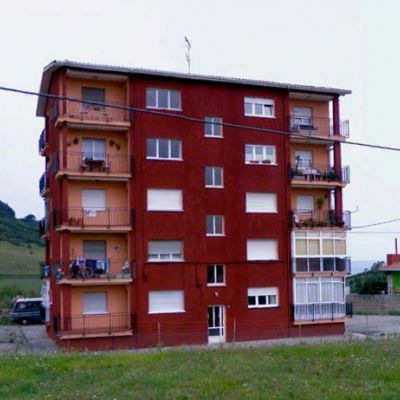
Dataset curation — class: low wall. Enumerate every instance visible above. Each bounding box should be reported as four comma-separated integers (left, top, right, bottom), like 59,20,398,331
347,294,400,315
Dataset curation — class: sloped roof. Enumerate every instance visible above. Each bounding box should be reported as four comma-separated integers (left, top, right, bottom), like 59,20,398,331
36,59,352,116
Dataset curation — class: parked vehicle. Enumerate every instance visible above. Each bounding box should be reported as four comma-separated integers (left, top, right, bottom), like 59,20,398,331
10,297,45,325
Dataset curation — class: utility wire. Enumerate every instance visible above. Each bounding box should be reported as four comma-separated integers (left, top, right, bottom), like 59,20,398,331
1,85,400,152
351,218,400,229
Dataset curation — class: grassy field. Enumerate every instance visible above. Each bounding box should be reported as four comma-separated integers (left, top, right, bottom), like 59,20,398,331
0,339,400,399
0,242,43,309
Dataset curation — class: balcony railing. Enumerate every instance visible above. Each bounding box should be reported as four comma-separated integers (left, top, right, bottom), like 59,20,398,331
291,210,351,229
38,129,47,155
39,217,49,237
289,164,350,184
54,208,132,228
51,99,130,124
57,152,131,175
293,302,352,322
53,313,133,336
289,116,350,138
39,172,48,196
54,259,134,282
292,257,351,274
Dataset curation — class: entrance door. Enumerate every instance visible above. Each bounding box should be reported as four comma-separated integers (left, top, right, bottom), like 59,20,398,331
208,305,225,344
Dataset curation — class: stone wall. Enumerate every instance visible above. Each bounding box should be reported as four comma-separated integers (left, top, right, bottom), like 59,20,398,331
347,294,400,315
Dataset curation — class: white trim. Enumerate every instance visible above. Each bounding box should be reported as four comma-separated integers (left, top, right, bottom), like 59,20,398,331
244,97,275,118
246,192,277,213
146,88,182,111
147,189,183,212
148,290,185,314
247,239,278,261
204,117,223,138
205,166,224,188
245,144,276,165
146,138,182,161
206,215,225,236
207,264,225,286
247,287,279,308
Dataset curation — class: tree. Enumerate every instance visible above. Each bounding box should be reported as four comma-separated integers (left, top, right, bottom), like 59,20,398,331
0,201,15,219
348,261,387,294
23,214,36,223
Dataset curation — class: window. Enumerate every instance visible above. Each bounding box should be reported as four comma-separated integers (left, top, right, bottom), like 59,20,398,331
204,117,223,137
81,87,105,109
293,107,313,128
82,139,106,160
82,189,106,216
247,239,278,260
248,287,278,308
148,240,183,262
83,292,107,314
294,150,313,168
296,195,314,211
205,167,223,188
146,88,181,110
292,231,348,273
147,189,183,211
83,240,107,260
206,215,224,236
207,264,225,286
245,145,276,164
294,277,345,305
244,97,275,118
148,290,185,314
146,138,182,160
246,193,277,213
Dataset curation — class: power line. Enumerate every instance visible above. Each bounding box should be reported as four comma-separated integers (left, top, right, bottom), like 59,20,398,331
351,218,400,229
1,85,400,152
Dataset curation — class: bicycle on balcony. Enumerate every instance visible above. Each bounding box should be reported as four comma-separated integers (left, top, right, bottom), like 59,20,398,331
69,259,94,279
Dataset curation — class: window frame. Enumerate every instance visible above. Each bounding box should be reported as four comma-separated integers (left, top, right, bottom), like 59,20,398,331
204,117,223,138
244,97,275,118
245,144,276,165
245,192,277,213
147,189,183,212
205,166,224,188
146,138,182,161
207,264,225,287
206,215,225,237
247,287,279,309
294,277,345,305
81,87,106,110
146,88,182,111
148,290,185,314
147,240,184,262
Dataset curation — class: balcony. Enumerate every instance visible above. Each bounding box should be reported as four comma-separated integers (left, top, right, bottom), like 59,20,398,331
289,116,349,139
39,172,48,197
39,217,49,238
53,313,133,338
54,208,132,232
38,129,48,156
289,164,350,188
292,257,351,274
50,100,130,129
293,302,352,322
55,152,132,181
291,210,351,229
54,259,134,284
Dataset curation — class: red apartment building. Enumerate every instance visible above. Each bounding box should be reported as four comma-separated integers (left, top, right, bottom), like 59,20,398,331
37,60,351,350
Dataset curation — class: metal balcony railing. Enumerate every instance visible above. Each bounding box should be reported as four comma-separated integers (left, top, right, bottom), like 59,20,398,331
291,209,351,229
289,116,350,138
293,302,349,322
54,208,132,228
292,257,351,274
38,129,47,154
289,163,350,184
51,99,130,123
57,152,131,174
53,259,134,282
53,313,133,336
39,172,48,196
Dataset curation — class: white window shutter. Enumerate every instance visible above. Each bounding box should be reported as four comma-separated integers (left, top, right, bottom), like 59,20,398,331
82,190,106,209
296,195,314,211
149,290,185,313
247,239,278,260
246,193,277,213
83,292,107,314
147,189,183,211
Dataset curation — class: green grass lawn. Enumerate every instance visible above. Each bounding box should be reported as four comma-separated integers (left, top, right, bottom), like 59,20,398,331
0,339,400,399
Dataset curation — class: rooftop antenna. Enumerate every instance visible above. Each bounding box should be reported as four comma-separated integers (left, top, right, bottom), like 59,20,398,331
184,36,191,74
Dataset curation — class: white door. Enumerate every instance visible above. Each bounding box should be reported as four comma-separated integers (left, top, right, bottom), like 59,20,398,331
82,139,106,160
208,305,225,344
295,151,313,168
82,189,106,216
297,195,314,211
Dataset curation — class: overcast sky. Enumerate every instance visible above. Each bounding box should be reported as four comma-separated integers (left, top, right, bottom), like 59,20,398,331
0,0,399,264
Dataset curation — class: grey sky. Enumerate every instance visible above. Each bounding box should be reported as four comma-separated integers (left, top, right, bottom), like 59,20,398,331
0,0,399,262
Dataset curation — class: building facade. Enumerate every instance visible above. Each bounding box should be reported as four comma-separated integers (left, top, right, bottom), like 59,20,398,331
38,61,351,350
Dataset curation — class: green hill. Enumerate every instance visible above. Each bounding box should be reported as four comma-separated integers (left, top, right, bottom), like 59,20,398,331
0,201,44,309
